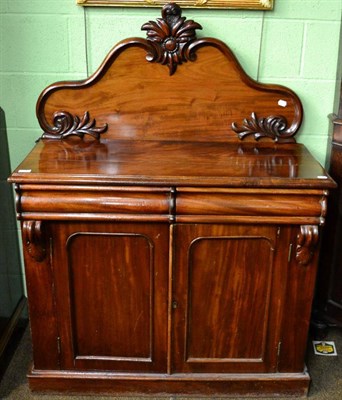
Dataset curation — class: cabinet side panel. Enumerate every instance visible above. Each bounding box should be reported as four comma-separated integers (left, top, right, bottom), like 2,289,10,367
22,226,60,369
278,226,320,372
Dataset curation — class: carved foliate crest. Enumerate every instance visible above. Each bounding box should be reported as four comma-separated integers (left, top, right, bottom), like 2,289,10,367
141,2,202,75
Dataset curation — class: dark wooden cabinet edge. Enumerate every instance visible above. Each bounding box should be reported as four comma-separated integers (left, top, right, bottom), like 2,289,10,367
0,296,28,380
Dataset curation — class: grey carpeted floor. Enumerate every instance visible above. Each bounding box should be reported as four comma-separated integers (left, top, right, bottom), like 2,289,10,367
0,328,341,399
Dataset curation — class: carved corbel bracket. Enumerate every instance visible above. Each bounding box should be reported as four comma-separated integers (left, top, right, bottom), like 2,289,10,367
22,221,46,262
295,225,319,266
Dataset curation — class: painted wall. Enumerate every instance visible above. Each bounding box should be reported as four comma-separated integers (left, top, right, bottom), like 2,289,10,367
0,0,341,168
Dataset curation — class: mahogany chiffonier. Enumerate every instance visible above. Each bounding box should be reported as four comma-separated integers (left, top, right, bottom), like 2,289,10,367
9,3,335,397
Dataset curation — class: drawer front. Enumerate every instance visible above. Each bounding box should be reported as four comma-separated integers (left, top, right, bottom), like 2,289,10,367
17,185,328,225
176,189,327,224
18,185,173,221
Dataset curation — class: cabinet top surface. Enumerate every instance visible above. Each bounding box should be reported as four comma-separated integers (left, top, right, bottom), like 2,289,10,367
10,139,334,189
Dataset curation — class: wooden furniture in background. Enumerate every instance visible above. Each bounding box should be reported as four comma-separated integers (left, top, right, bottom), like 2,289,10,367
314,83,342,331
9,3,335,397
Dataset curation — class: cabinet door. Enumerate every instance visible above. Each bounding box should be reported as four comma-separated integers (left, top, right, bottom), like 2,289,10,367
172,224,287,374
49,222,169,373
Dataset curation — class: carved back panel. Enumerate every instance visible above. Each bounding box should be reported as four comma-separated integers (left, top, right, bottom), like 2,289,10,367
36,3,302,144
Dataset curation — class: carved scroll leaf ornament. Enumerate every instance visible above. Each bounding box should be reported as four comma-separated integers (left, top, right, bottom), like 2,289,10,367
141,2,202,75
295,225,319,266
41,111,108,140
232,112,296,143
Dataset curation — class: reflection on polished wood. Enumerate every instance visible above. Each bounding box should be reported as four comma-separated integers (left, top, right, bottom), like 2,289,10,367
9,3,335,397
12,140,330,187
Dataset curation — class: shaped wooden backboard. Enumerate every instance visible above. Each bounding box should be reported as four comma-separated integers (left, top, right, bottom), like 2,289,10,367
36,2,302,144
